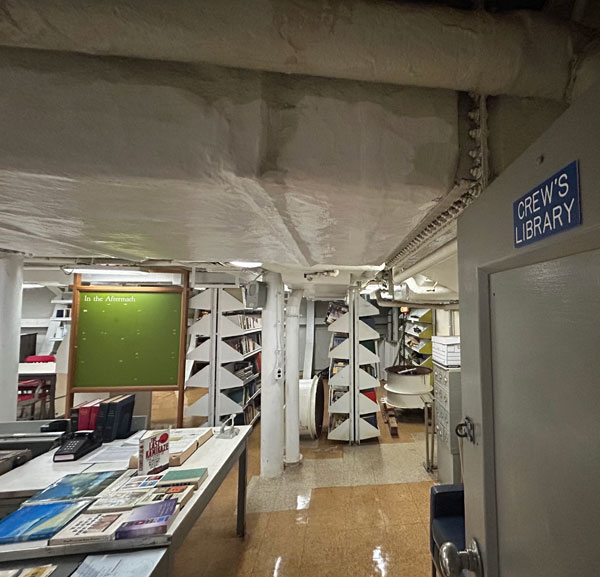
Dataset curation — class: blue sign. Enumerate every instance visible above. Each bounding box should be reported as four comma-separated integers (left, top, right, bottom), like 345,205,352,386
513,160,581,248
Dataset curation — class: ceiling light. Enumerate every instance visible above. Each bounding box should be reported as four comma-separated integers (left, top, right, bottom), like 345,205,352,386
70,267,148,276
22,283,44,289
229,261,262,269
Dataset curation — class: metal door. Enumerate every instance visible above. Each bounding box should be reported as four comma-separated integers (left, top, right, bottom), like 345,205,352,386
489,248,600,577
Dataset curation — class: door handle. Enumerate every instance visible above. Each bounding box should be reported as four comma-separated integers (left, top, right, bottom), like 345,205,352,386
439,539,483,577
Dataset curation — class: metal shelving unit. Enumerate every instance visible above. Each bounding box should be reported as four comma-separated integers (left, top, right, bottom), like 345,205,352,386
327,287,381,442
403,308,434,374
185,288,262,426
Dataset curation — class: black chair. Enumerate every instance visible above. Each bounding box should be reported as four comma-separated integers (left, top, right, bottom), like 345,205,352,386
430,484,465,577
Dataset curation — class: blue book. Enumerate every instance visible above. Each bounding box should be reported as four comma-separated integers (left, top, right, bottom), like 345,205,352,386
24,471,125,504
0,500,90,543
115,499,177,540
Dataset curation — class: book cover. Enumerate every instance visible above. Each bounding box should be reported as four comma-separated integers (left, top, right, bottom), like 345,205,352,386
93,399,112,439
0,500,90,544
129,428,212,469
86,491,145,513
49,511,127,545
135,485,194,509
88,402,101,430
114,500,177,540
138,430,169,475
102,395,124,442
1,566,57,577
117,474,165,492
114,395,135,439
19,566,57,577
157,468,208,489
24,471,126,504
78,399,102,431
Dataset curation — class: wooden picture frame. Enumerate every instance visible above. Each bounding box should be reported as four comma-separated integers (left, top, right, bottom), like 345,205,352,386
66,270,189,427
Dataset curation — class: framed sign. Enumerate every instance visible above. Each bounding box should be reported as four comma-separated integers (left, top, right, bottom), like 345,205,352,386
66,273,188,426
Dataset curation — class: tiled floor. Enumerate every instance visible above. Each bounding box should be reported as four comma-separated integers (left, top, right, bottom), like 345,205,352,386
151,388,435,576
169,422,434,577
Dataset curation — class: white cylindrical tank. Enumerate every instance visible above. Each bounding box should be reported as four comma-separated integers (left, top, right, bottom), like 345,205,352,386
384,365,432,409
298,376,324,439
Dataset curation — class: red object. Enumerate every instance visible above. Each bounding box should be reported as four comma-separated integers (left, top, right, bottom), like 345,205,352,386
361,390,377,403
88,402,102,430
24,355,56,363
255,352,262,373
78,399,102,430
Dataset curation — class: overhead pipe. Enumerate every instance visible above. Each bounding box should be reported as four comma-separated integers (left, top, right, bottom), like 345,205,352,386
392,240,458,286
0,1,580,101
284,289,304,467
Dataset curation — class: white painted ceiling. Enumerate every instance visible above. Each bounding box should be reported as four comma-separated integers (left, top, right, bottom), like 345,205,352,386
0,49,460,275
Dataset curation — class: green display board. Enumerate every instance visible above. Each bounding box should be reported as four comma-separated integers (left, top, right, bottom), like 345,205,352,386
74,291,182,388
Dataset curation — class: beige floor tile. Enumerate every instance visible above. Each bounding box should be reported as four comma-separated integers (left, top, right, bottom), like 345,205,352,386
266,509,309,531
376,483,414,503
381,499,423,527
252,550,303,575
345,505,387,529
387,525,430,556
343,527,390,563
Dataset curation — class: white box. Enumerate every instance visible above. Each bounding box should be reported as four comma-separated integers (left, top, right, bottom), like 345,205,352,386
432,336,461,366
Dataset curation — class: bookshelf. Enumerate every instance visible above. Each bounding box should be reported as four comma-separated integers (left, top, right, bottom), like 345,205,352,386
403,308,433,375
21,291,73,355
185,288,262,427
327,287,381,442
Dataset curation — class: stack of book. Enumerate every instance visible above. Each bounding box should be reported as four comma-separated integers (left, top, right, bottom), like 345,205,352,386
70,395,135,440
0,467,208,547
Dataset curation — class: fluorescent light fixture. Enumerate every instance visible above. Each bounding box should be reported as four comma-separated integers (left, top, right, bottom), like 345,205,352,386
229,261,262,269
22,283,44,289
71,267,148,276
360,284,382,295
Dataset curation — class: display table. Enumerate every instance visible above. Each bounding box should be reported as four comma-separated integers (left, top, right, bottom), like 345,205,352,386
0,425,251,573
0,548,168,577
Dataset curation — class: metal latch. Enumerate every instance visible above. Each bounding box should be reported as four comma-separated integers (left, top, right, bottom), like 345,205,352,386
456,416,476,444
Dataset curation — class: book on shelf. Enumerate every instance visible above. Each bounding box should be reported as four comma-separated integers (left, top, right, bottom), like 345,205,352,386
0,500,91,544
49,511,127,545
24,471,128,505
329,414,347,429
325,301,348,325
137,430,170,475
330,361,347,375
115,500,178,540
0,566,57,577
331,335,346,348
135,485,195,509
157,467,208,489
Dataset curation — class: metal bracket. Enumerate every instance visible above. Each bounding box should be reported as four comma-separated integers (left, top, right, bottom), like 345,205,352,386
217,414,239,439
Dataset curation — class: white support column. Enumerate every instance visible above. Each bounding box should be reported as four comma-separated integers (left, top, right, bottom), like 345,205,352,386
0,254,23,421
261,272,285,478
302,299,315,379
284,289,303,466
